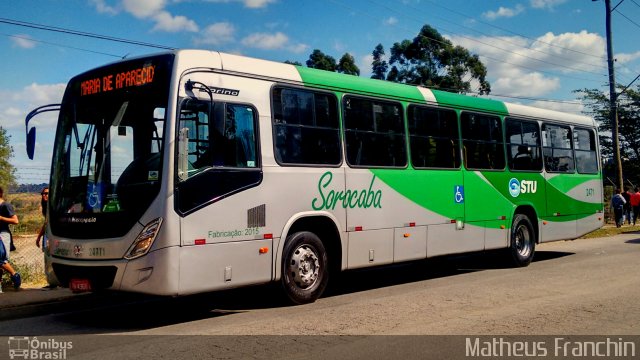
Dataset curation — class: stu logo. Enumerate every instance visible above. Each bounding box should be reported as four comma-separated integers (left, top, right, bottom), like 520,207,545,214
508,178,537,198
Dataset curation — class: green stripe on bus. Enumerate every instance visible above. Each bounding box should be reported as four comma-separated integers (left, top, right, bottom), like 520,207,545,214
547,173,601,193
430,90,509,115
295,66,426,102
373,169,600,227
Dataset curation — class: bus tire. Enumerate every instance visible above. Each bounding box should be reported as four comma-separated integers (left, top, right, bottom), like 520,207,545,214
508,214,536,267
281,231,329,305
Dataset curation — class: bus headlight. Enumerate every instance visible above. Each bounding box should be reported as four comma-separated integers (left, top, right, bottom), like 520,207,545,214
125,218,163,260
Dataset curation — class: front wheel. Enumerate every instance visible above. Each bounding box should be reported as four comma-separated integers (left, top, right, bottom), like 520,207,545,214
281,231,329,305
508,214,536,267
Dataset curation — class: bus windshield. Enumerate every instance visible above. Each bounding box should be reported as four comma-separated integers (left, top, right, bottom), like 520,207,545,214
49,54,173,238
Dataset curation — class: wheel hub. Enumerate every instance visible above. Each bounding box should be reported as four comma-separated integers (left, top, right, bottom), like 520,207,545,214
515,224,532,257
289,245,320,289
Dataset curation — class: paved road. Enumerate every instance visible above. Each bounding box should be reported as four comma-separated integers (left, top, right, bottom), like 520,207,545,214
1,234,639,358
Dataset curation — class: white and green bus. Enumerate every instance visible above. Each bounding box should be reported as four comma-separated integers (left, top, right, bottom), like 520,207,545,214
27,50,603,303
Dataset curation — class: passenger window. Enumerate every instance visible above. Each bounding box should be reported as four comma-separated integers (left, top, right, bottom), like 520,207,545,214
408,106,460,169
178,99,211,177
542,124,574,173
574,128,598,174
179,99,258,178
176,97,262,213
272,87,341,165
461,113,505,170
344,96,406,167
505,118,542,172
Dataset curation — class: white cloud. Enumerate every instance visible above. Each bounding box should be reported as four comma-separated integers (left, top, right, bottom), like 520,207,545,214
11,34,36,49
614,50,640,65
384,16,398,26
195,22,236,45
529,100,584,114
0,83,66,180
240,32,307,53
447,31,605,98
200,0,276,8
241,32,288,50
483,5,525,20
0,83,66,131
122,0,166,18
494,73,560,97
115,0,199,33
243,0,275,8
360,54,374,78
288,42,309,54
152,11,199,32
530,0,568,10
89,0,119,15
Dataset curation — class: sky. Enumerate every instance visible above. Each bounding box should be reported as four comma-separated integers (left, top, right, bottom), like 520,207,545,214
2,0,640,184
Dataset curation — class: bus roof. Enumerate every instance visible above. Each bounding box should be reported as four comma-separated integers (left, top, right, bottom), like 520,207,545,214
171,49,596,127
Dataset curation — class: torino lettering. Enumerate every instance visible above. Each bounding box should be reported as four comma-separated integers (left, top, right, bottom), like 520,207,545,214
312,171,382,210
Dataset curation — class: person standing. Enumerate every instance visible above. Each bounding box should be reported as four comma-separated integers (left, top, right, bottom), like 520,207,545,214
611,188,627,228
0,186,22,292
35,187,58,289
631,187,640,226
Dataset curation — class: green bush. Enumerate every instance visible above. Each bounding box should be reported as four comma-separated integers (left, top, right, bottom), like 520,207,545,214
1,262,46,290
6,192,44,235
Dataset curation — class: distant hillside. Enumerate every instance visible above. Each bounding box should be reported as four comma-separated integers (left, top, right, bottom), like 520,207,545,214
12,183,49,193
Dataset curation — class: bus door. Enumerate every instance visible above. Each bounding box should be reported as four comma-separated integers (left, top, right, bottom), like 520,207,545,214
456,112,510,253
175,90,269,293
402,106,472,258
541,123,578,241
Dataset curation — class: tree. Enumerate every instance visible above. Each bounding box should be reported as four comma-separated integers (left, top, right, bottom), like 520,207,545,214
337,53,360,76
284,60,303,66
385,25,491,94
306,49,337,72
575,86,640,185
0,126,16,189
371,43,388,80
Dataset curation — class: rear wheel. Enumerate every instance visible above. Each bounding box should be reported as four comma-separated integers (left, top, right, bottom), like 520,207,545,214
508,214,536,267
281,231,329,304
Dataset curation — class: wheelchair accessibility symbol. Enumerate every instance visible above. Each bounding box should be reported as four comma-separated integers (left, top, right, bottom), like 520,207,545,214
454,185,464,203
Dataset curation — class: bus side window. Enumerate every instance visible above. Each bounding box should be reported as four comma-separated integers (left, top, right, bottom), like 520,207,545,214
408,105,460,169
574,128,598,174
542,123,574,173
344,96,406,168
461,112,504,170
178,98,211,176
223,104,258,168
506,118,542,172
272,87,341,166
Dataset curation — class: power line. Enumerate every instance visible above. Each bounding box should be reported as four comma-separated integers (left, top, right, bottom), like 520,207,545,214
384,0,610,74
1,33,122,58
0,17,176,50
615,8,640,29
328,0,607,86
389,0,640,89
417,0,607,62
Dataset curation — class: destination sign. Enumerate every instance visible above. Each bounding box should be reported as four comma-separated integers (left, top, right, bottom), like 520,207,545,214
80,64,156,96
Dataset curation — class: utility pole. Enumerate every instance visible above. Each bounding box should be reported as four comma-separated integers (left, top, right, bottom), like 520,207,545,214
604,0,624,191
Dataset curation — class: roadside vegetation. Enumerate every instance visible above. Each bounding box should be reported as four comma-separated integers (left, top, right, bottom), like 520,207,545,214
2,192,46,289
581,223,640,238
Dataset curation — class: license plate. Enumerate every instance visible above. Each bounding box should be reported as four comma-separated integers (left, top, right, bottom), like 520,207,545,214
70,279,92,293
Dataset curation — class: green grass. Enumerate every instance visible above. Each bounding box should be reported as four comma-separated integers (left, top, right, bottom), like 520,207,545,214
580,224,640,239
6,192,44,235
1,262,46,289
2,192,47,288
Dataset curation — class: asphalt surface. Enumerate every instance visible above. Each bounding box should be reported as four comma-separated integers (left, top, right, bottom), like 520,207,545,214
0,231,634,324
